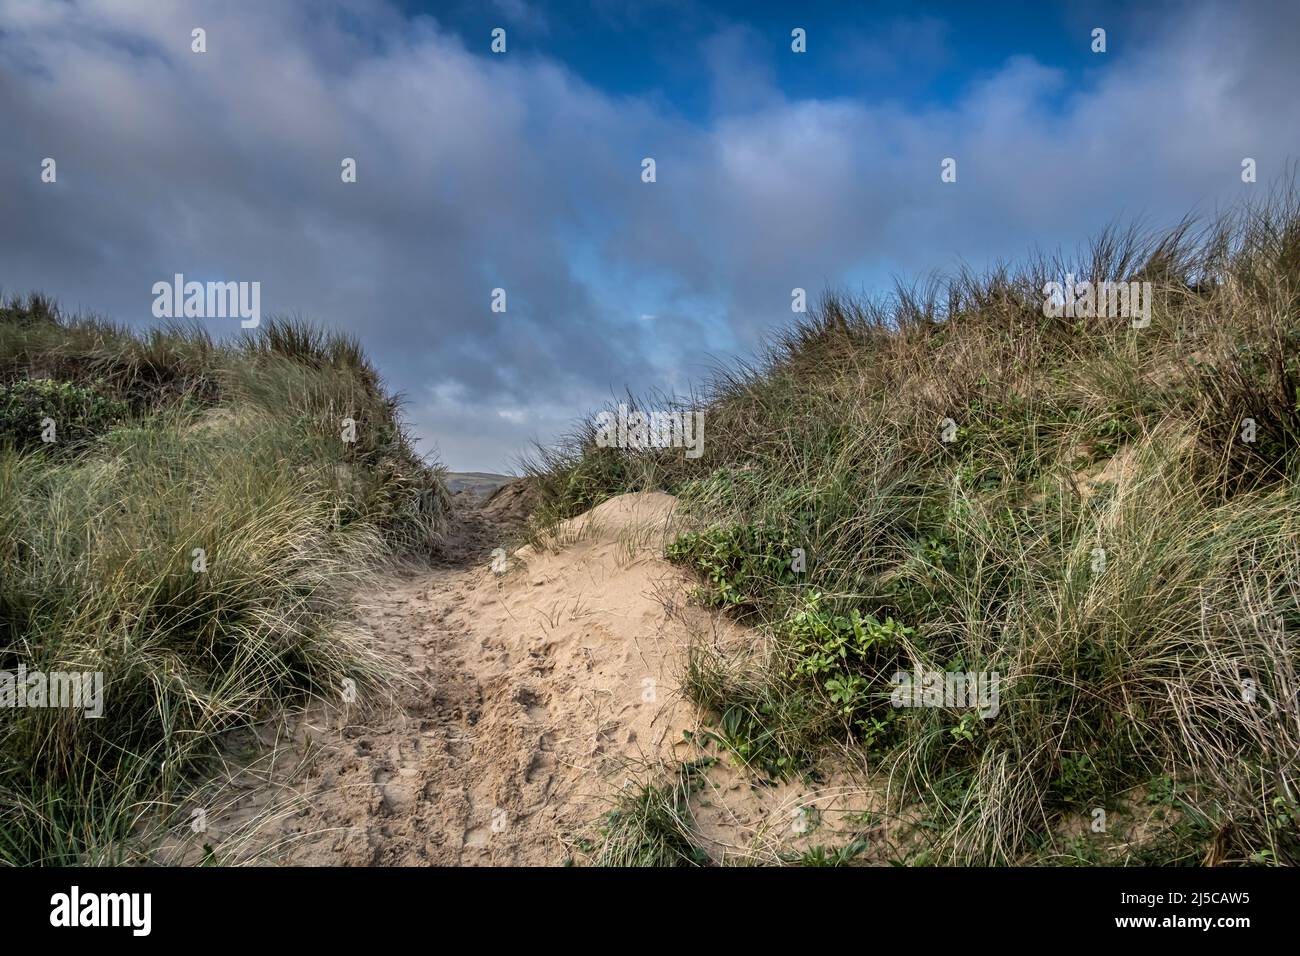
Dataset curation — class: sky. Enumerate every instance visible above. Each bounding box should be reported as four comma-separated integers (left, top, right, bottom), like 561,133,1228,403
2,0,1299,472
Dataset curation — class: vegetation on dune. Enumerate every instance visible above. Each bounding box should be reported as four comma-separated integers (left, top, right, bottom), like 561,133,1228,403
583,759,717,867
531,187,1300,866
0,296,449,865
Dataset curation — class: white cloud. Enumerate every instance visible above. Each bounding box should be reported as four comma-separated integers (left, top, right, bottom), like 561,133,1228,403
2,0,1298,469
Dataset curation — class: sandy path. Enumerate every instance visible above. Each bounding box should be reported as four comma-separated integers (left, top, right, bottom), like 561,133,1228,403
162,485,878,866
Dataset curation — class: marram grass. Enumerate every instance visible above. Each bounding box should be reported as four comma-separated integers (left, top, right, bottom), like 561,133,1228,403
534,187,1300,866
0,303,448,865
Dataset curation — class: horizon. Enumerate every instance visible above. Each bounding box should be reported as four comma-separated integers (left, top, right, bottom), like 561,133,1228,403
4,0,1300,471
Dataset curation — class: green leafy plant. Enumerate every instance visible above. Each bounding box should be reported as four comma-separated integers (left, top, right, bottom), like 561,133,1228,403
786,593,911,682
0,378,128,451
666,523,798,610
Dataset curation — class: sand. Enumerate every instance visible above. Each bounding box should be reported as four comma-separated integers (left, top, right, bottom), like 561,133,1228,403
159,486,878,866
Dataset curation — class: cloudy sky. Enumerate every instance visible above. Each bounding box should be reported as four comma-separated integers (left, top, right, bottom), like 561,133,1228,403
3,0,1299,471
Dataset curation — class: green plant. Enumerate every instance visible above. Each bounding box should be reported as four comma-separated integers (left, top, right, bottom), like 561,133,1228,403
0,378,128,451
666,523,798,610
588,759,716,867
783,837,871,867
785,594,912,682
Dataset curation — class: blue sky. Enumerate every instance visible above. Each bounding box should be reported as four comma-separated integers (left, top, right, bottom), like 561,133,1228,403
2,0,1298,470
411,0,1123,115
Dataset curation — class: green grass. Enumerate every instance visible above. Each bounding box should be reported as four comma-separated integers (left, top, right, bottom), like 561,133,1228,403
529,186,1300,865
0,298,450,865
587,759,716,867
